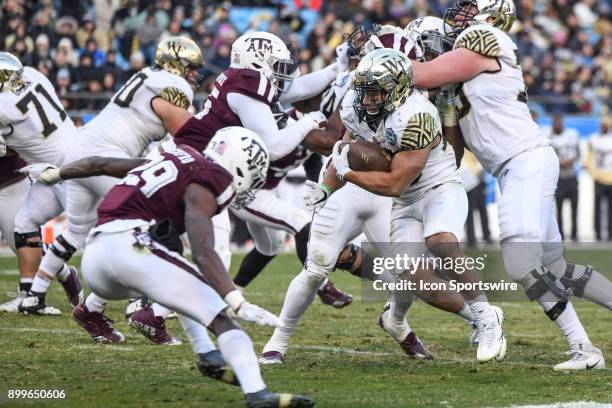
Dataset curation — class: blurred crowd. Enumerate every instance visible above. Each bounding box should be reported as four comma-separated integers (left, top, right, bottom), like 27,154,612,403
0,0,610,114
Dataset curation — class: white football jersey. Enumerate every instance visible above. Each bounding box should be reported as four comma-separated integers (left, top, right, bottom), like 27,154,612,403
319,70,353,118
341,90,459,204
589,135,612,171
452,24,549,175
548,129,580,162
77,67,193,158
0,67,77,165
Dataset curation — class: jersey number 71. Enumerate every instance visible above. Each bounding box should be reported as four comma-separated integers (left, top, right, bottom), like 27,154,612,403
16,84,67,137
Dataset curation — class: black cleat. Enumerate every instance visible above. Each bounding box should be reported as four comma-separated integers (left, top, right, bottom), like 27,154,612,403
197,350,239,386
18,291,46,314
246,390,315,408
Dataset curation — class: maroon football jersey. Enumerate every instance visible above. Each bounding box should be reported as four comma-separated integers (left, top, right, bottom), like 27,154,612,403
97,145,234,233
264,145,310,190
174,68,277,152
0,153,27,189
378,33,415,58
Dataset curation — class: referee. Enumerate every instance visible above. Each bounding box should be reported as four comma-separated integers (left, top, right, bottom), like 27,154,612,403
548,114,580,241
585,116,612,241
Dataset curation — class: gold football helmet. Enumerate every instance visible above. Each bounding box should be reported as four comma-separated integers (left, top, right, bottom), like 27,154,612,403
352,48,412,123
444,0,516,34
155,36,203,80
0,52,24,92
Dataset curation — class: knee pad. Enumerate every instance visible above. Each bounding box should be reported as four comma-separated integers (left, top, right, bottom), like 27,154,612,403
561,263,594,298
519,266,572,302
303,268,327,288
306,242,336,280
49,234,78,261
335,243,360,271
544,301,568,321
14,231,42,249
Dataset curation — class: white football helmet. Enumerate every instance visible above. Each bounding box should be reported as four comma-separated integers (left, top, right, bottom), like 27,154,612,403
404,17,454,62
361,25,408,57
204,127,270,210
404,17,449,44
230,31,297,93
0,52,24,92
444,0,516,34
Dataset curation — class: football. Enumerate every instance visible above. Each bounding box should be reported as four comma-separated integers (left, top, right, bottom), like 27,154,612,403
339,139,392,172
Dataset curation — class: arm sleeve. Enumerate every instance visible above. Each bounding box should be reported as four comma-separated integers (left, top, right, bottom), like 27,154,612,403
279,63,339,104
227,92,315,160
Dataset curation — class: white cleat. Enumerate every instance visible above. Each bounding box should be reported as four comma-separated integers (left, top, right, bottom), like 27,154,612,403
553,342,606,371
476,306,506,362
0,289,25,313
469,305,504,345
0,289,61,315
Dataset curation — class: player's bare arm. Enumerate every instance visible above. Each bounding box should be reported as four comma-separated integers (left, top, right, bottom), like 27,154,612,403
343,146,431,197
183,183,235,297
301,104,344,156
412,47,500,89
443,125,465,167
151,97,193,136
60,157,147,180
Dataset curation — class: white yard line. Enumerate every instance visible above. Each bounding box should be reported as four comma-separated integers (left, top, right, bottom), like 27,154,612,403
503,403,612,408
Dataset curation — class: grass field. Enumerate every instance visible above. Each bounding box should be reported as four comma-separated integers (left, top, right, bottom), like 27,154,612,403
0,249,611,407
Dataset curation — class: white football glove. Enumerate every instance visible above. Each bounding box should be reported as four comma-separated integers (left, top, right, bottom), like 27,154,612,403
331,140,351,180
335,41,350,72
19,163,62,185
0,135,7,157
300,111,327,132
303,180,331,213
224,290,281,327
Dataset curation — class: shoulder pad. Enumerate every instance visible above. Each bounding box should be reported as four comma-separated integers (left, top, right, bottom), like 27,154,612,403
400,112,438,150
454,25,501,58
145,69,194,108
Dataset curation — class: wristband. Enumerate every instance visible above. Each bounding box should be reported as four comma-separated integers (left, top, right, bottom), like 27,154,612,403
320,183,331,197
224,290,246,311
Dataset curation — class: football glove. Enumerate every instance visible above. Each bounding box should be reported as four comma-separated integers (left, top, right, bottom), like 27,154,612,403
331,140,351,180
303,180,331,213
224,290,281,327
300,111,327,132
19,163,62,185
336,41,350,72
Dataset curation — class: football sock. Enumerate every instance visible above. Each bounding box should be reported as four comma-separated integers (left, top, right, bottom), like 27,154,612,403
217,329,266,394
538,298,590,345
457,302,476,322
56,264,70,282
263,269,322,354
178,315,216,354
19,278,33,293
30,273,52,294
233,249,275,288
466,294,494,324
151,302,173,318
84,292,108,314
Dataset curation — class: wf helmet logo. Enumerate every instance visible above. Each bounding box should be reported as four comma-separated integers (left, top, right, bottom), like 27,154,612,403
246,38,273,60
